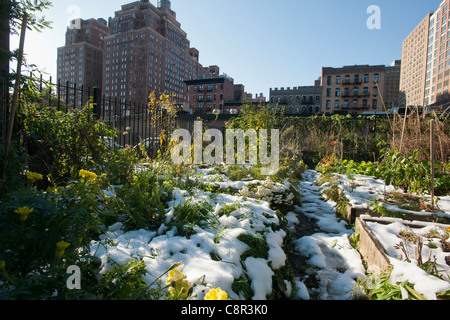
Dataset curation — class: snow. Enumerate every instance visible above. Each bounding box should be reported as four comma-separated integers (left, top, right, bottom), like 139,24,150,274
314,170,450,300
89,166,449,300
90,174,288,300
244,257,274,300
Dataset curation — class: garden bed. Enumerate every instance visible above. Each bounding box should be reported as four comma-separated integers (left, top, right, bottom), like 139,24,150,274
356,215,450,300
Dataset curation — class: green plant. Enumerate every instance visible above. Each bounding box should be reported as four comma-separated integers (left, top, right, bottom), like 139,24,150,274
112,168,171,231
231,273,254,300
238,233,269,260
21,103,116,184
356,268,426,300
0,170,115,299
217,202,242,217
102,146,141,186
171,199,214,238
96,259,154,300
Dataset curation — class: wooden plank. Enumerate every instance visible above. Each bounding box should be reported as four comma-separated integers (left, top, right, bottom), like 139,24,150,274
355,217,391,274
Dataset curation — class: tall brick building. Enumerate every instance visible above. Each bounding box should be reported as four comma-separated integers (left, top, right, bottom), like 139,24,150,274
57,18,109,107
58,0,220,111
184,75,247,114
321,64,401,115
102,0,216,108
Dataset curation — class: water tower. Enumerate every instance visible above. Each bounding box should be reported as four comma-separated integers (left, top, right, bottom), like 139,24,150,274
158,0,171,8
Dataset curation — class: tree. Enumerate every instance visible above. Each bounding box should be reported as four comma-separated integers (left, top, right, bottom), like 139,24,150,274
1,0,52,181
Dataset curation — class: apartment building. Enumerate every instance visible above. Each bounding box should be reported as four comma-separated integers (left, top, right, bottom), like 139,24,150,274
400,0,450,108
321,64,395,115
184,75,247,114
424,1,450,107
385,60,403,108
57,18,109,107
400,14,431,107
269,84,322,115
103,0,213,109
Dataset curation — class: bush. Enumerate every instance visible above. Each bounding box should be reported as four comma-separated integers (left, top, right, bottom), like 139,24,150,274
0,170,115,299
20,103,116,184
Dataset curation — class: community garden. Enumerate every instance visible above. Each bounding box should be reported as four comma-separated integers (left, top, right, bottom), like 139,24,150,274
1,0,450,302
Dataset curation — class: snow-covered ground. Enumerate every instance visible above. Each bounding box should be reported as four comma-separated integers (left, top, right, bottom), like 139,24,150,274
292,170,366,300
312,170,450,300
91,170,293,300
89,167,450,300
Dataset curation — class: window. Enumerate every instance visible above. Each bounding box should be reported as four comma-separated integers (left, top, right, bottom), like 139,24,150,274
354,74,360,83
364,74,369,83
326,100,331,109
326,88,331,97
334,100,340,109
374,74,379,83
345,75,350,84
335,88,340,97
352,100,358,108
354,88,359,96
336,76,341,84
327,76,332,85
343,100,349,108
372,99,378,109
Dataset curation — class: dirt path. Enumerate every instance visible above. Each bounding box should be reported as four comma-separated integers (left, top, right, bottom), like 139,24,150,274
287,170,366,300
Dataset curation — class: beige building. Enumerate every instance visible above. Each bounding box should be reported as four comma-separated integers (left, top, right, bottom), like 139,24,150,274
400,14,431,107
401,0,450,108
321,64,397,115
425,1,450,107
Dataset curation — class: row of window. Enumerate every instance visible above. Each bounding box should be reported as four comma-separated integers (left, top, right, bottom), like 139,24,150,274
326,73,380,85
271,95,320,104
286,106,321,114
325,99,378,110
188,94,224,102
326,87,378,97
188,84,225,92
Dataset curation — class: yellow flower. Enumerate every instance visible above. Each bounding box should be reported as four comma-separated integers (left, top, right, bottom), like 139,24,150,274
166,268,187,285
446,227,450,233
26,172,43,183
14,207,33,222
204,288,230,300
168,280,191,298
79,170,97,181
55,241,71,259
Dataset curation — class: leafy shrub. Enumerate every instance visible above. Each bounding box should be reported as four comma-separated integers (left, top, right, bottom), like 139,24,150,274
20,104,116,184
96,259,153,300
0,171,114,299
111,168,171,231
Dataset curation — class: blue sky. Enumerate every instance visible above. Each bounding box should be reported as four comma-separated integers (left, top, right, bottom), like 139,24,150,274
12,0,443,97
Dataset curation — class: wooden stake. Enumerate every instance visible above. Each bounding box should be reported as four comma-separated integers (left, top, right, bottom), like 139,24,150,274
2,12,27,181
430,119,435,211
399,105,409,153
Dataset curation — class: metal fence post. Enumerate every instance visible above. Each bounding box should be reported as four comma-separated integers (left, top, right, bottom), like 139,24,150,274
92,87,101,120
